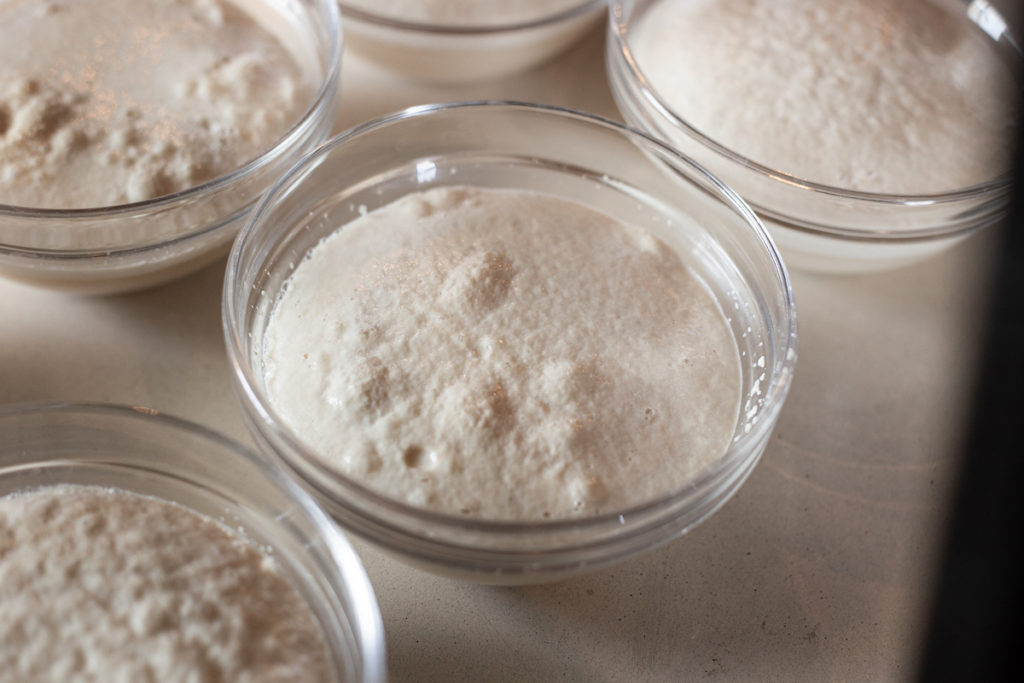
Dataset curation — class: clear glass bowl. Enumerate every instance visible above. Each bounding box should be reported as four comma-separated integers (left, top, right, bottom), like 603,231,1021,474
0,402,386,683
0,0,342,294
338,0,605,82
223,101,797,583
607,0,1021,273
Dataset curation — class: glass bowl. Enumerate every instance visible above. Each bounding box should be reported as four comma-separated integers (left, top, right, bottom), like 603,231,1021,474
0,0,342,294
0,402,386,682
338,0,605,82
223,101,797,584
607,0,1021,273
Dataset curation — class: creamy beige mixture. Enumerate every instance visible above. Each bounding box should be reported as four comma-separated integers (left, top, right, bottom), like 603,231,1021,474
0,484,330,681
0,0,311,209
631,0,1018,194
342,0,588,26
263,186,741,520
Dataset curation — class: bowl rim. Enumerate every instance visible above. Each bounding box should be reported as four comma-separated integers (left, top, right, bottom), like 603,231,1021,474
337,0,605,35
0,400,387,682
608,0,1019,240
0,0,343,253
224,99,798,546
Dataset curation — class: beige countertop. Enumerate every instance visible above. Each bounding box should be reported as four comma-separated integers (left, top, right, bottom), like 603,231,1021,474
0,25,997,681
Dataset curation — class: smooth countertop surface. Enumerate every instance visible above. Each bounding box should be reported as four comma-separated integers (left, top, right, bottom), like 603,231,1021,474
0,25,997,681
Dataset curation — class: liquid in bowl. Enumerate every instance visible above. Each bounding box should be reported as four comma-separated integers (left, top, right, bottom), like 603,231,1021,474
224,102,798,582
0,0,341,292
608,0,1021,272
